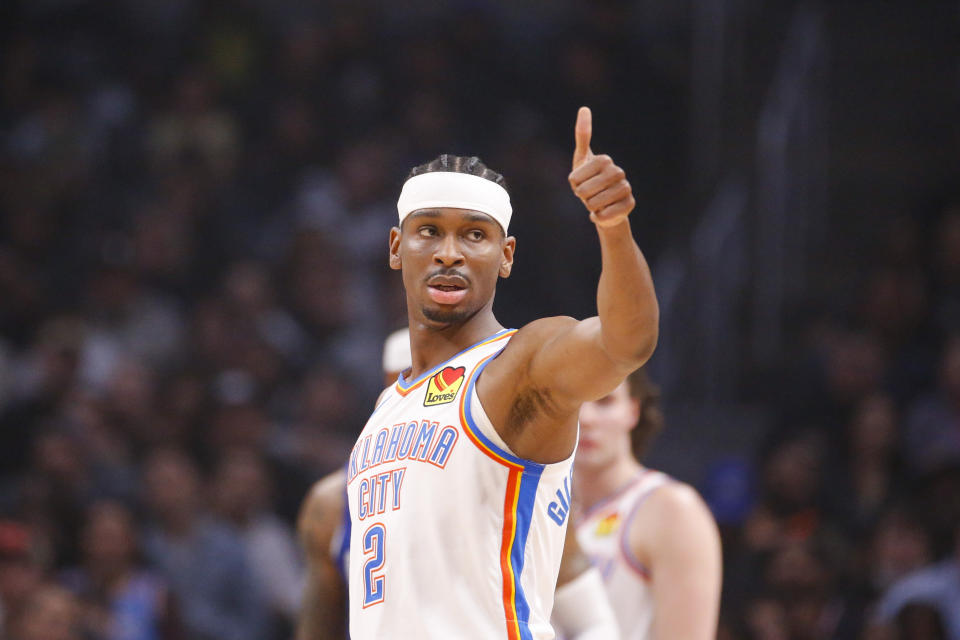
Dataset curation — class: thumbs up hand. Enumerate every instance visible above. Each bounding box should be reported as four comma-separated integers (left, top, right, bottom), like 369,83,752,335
568,107,635,228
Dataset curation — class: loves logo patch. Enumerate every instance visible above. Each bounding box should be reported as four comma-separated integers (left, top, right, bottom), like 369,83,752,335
594,512,621,537
424,366,466,406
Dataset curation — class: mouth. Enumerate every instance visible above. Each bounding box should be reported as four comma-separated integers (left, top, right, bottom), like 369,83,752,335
577,439,597,451
426,274,469,305
427,283,468,305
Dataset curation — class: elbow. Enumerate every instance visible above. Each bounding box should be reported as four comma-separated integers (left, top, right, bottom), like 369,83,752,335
607,308,659,370
632,301,659,363
638,322,659,364
633,315,659,365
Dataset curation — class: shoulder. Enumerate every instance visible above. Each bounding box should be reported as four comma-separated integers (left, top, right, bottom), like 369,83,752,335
644,482,716,534
489,316,580,376
298,470,346,557
513,316,586,351
627,480,719,556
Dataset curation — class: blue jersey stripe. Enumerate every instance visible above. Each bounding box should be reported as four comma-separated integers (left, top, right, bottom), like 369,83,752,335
461,353,545,474
510,467,542,640
461,346,546,638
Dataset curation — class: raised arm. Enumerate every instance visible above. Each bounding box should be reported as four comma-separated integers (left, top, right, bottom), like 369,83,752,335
296,470,348,640
483,108,658,447
553,106,659,390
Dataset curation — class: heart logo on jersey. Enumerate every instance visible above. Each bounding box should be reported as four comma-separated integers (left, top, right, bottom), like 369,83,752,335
424,366,466,406
595,512,621,536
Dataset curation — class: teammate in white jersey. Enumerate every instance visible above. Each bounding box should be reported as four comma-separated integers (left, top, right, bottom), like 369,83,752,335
573,368,722,640
346,107,658,640
295,329,411,640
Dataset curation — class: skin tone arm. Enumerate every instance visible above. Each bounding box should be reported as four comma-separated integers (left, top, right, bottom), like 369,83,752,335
296,470,348,640
482,107,659,462
628,483,722,640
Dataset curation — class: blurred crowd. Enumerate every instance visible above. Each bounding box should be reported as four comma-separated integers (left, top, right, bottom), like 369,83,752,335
0,0,958,639
717,209,960,639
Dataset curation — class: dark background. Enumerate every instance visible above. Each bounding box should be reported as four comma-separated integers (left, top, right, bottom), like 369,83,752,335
0,0,958,638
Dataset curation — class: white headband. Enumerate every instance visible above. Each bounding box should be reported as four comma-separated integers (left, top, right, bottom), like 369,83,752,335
397,172,512,233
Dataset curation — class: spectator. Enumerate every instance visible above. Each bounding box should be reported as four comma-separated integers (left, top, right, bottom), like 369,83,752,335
210,448,302,634
0,520,45,638
874,525,960,639
8,584,82,640
905,335,960,474
141,449,265,640
60,500,182,640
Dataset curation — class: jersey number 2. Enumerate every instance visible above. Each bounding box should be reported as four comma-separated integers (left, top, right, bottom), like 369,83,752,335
362,523,386,607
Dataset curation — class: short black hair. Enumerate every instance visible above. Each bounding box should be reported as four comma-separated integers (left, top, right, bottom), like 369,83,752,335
406,154,508,193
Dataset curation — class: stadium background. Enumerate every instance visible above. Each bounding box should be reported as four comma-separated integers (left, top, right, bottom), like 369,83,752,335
0,0,958,638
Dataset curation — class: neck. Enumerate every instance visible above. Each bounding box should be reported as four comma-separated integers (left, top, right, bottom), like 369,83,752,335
406,309,504,380
574,455,642,513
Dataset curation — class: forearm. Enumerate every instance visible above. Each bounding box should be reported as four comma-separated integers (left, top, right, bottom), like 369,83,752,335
552,567,621,640
595,219,659,366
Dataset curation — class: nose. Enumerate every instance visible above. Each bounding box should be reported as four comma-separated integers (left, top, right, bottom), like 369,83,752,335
578,402,599,429
433,234,465,267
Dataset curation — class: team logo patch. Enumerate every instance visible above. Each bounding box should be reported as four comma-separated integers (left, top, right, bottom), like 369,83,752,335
595,512,621,536
424,366,466,406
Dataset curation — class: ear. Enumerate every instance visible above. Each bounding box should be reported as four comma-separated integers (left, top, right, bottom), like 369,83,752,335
389,227,402,271
499,236,516,278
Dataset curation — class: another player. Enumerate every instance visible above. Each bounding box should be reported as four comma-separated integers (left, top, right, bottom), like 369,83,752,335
346,107,658,639
296,328,620,639
573,368,722,640
296,328,411,640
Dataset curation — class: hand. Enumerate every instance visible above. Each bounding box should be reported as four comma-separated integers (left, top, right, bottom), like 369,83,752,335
568,106,635,228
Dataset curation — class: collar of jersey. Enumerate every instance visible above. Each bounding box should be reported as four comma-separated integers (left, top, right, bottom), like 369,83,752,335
580,467,650,521
394,328,517,396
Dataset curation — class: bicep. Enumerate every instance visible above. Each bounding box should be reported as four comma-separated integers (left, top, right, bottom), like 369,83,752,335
527,317,639,409
643,486,722,640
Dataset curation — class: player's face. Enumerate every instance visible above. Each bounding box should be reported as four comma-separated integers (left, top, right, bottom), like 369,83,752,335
389,208,515,327
576,381,640,469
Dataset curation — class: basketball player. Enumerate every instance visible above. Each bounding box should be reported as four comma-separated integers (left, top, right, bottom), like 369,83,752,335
296,328,619,639
345,106,658,639
572,368,721,640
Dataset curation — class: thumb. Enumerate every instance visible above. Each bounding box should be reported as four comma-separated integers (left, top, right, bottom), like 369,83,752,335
572,106,593,169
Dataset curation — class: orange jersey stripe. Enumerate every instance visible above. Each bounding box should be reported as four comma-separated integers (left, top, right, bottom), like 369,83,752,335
500,467,523,640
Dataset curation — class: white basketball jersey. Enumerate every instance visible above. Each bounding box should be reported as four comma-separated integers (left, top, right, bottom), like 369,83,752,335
346,329,576,640
575,469,671,640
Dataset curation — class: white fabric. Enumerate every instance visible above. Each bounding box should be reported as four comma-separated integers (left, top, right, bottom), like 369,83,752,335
381,327,411,374
552,567,621,639
575,469,670,640
397,172,512,233
346,330,574,639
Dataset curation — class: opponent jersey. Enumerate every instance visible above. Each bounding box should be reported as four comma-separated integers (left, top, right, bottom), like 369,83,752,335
346,329,576,640
575,468,671,640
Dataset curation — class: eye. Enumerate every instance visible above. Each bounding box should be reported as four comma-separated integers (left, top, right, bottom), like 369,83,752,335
418,225,438,238
466,229,486,242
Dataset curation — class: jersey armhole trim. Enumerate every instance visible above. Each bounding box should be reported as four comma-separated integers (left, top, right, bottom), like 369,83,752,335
618,482,671,581
459,350,545,473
